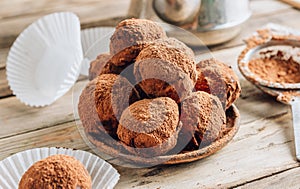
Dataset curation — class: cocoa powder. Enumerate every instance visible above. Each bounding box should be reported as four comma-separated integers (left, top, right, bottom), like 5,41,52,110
248,57,300,83
279,90,300,103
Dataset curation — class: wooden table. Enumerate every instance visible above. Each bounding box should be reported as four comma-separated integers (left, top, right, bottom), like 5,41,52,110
1,0,300,188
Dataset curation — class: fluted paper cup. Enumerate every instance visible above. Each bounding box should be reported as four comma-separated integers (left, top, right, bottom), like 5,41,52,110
6,12,83,107
80,27,115,76
0,147,120,189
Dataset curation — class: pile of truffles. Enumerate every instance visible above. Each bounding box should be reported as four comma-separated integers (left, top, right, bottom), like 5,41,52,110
79,18,241,158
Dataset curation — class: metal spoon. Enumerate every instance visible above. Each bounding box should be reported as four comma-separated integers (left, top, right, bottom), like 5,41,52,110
238,39,300,161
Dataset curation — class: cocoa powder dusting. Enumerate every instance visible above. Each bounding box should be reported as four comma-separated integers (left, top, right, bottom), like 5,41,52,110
19,155,92,189
238,28,300,66
279,90,300,103
248,57,300,83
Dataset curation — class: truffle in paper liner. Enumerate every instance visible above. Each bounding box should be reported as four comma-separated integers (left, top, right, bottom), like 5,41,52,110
6,12,83,107
0,147,120,189
80,27,115,76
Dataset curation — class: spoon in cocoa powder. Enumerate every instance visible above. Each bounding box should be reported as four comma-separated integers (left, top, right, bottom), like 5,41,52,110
238,38,300,161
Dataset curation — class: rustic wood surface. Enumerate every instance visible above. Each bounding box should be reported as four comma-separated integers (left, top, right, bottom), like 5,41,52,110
0,0,300,188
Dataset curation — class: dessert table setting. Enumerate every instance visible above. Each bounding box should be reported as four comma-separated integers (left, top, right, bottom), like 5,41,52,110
1,0,300,188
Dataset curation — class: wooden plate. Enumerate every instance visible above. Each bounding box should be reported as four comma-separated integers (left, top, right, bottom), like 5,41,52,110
77,94,240,166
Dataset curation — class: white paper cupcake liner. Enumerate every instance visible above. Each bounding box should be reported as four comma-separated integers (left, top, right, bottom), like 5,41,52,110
80,27,115,76
6,12,83,107
0,147,120,189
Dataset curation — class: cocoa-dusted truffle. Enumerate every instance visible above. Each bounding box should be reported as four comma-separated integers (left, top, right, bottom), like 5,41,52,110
195,58,241,109
110,18,167,66
89,53,111,80
152,37,195,60
117,97,180,157
134,43,197,103
78,74,139,138
19,155,91,189
180,91,226,150
89,53,130,81
78,79,100,135
78,79,140,156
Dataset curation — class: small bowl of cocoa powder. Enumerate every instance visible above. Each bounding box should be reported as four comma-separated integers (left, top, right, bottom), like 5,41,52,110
239,38,300,89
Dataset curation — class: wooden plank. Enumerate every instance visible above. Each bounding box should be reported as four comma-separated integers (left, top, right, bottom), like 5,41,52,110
251,0,291,18
236,167,300,189
0,49,8,97
235,79,289,125
0,0,136,48
0,48,8,69
0,69,11,97
0,121,89,161
0,0,122,19
115,112,297,188
0,80,87,139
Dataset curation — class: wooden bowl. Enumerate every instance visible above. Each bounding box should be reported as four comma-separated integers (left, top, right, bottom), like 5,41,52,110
77,100,240,166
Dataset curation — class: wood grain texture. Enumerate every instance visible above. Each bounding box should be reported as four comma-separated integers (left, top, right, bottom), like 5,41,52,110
251,0,291,18
0,0,122,19
0,0,135,48
0,121,89,161
0,0,300,188
0,48,8,69
236,166,300,189
0,69,11,97
0,80,87,139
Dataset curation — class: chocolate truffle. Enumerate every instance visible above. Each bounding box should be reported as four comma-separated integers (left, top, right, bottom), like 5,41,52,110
78,79,139,156
94,74,140,137
19,155,91,189
89,53,111,80
78,79,100,135
89,53,131,81
110,18,167,66
134,43,197,103
180,91,226,150
79,74,139,138
152,37,195,60
117,97,180,157
195,58,241,109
